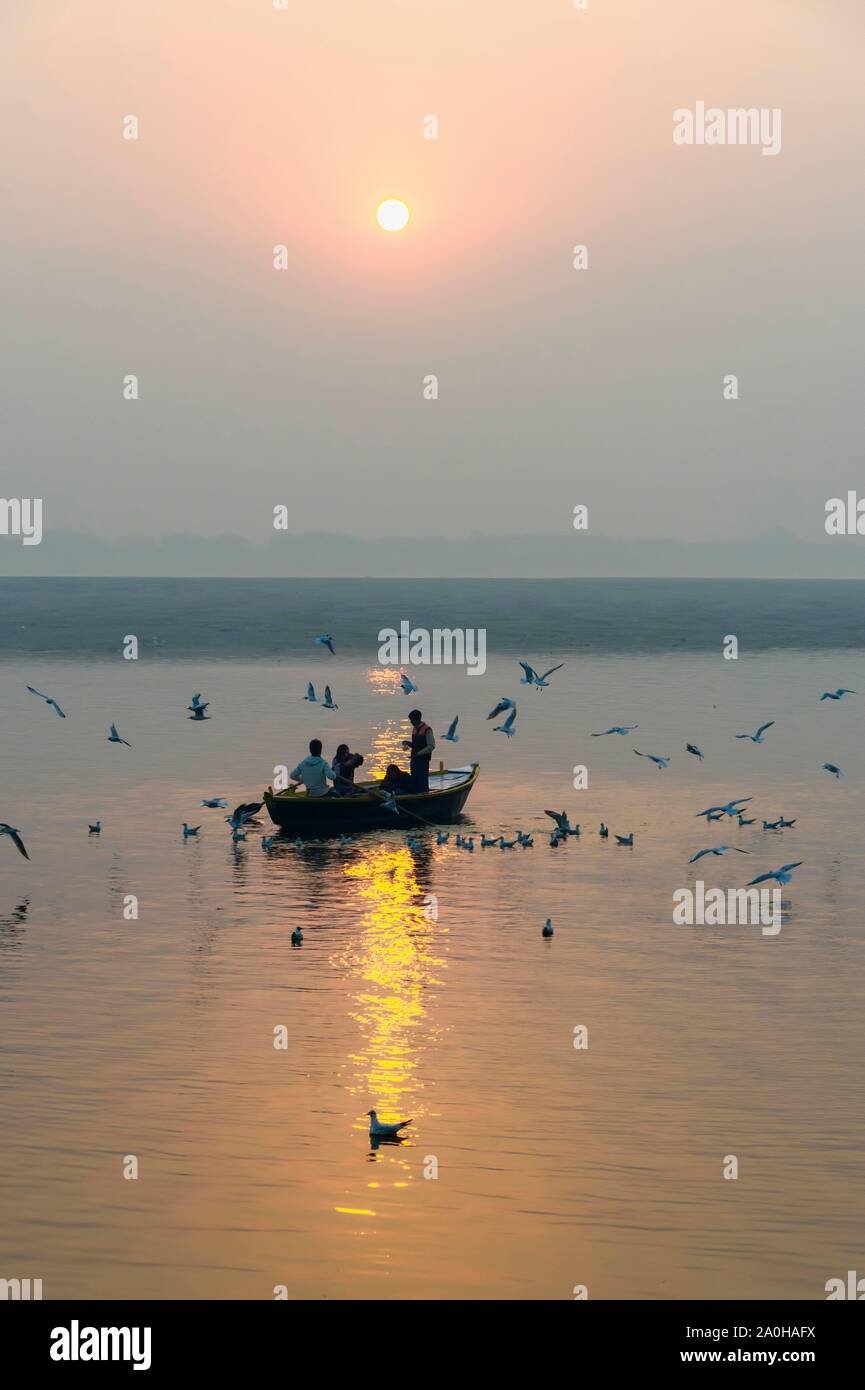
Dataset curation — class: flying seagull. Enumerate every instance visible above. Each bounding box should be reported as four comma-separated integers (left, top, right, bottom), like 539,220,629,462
823,763,844,778
0,824,29,859
591,725,637,737
200,797,228,808
735,721,775,744
820,688,856,701
108,723,131,746
26,685,66,718
304,683,318,703
544,809,575,836
315,634,335,654
225,801,263,831
366,1110,412,1137
188,693,208,712
686,743,704,760
696,797,752,819
747,862,802,887
399,670,419,695
689,845,750,863
633,750,670,769
493,708,517,737
519,660,564,690
321,685,338,710
487,698,516,721
441,716,460,742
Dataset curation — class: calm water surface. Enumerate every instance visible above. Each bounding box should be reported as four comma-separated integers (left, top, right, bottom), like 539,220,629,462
1,582,864,1298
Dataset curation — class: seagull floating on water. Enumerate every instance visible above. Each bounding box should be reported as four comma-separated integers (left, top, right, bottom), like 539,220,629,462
321,685,338,710
26,685,66,718
88,821,101,834
0,824,29,859
599,823,609,838
686,743,704,760
366,1110,411,1137
591,725,637,737
200,797,228,808
436,831,449,845
777,815,796,828
735,721,775,744
615,832,634,846
689,845,749,863
441,716,460,743
499,835,517,849
820,688,856,701
494,708,517,737
480,833,498,848
487,698,516,721
822,763,844,778
747,861,802,887
399,670,419,695
542,917,554,938
291,926,303,945
182,823,201,838
108,723,131,747
315,635,335,655
188,706,210,721
519,660,564,690
634,750,670,769
737,814,756,826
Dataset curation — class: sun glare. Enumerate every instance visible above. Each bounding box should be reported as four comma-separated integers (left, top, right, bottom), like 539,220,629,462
376,199,410,232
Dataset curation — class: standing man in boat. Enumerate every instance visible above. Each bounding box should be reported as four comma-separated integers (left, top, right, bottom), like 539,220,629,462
403,709,435,793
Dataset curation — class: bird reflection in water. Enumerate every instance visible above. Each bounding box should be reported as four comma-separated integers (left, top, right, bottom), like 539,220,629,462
338,844,446,1164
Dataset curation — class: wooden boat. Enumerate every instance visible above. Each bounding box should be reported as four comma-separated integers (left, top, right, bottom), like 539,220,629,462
263,762,479,834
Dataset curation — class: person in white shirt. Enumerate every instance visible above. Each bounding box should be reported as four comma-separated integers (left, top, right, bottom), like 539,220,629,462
290,738,336,797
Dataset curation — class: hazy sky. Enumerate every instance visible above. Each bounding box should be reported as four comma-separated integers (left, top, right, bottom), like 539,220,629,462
2,0,863,544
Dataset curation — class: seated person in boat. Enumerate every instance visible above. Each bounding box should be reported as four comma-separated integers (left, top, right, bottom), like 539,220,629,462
380,763,414,793
290,738,337,797
402,709,435,793
331,744,365,795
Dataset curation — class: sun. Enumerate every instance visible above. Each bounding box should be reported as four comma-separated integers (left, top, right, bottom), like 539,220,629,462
376,199,410,232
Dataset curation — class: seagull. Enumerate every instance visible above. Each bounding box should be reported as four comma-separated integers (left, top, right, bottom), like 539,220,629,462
696,798,752,819
182,823,201,837
26,685,66,718
499,836,517,849
441,716,459,743
480,833,498,848
689,845,750,863
366,1110,412,1137
706,810,725,822
291,926,303,945
108,723,131,746
225,801,263,830
542,917,554,937
823,763,844,778
231,828,247,842
436,831,449,845
261,835,274,851
304,683,318,703
315,635,335,654
777,815,796,828
599,823,609,838
200,797,228,808
188,693,208,713
591,725,637,737
455,834,463,847
747,862,802,887
520,834,534,848
737,814,756,826
494,708,517,737
462,836,475,852
686,743,704,760
188,705,210,721
735,721,775,744
321,685,338,710
88,821,101,834
615,832,634,846
544,810,574,836
0,824,29,859
549,832,562,847
487,698,516,721
820,688,856,701
399,670,419,695
633,750,670,769
519,660,564,690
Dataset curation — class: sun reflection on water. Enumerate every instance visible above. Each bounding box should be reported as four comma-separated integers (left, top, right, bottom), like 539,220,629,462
336,844,446,1152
